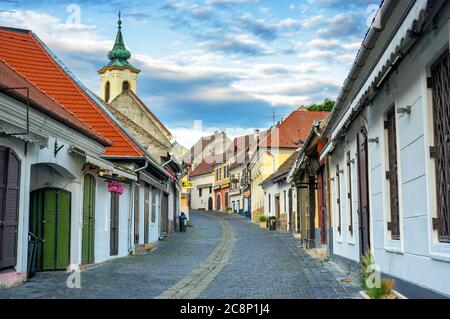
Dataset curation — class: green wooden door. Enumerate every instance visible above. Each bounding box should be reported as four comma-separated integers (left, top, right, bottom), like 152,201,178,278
82,175,95,264
30,189,71,271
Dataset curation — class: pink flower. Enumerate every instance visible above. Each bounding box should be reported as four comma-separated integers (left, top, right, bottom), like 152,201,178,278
108,181,124,195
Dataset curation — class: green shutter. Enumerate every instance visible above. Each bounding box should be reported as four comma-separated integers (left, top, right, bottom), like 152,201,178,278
43,190,56,270
57,191,70,269
82,175,95,264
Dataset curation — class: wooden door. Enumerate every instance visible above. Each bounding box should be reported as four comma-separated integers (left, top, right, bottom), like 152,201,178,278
308,176,316,247
30,189,71,271
110,192,119,256
144,184,150,243
134,183,140,244
275,195,280,228
357,129,371,257
288,189,294,232
82,174,95,265
0,147,20,270
161,193,169,235
208,197,213,211
317,169,327,244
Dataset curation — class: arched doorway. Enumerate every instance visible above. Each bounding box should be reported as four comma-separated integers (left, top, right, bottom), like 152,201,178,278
208,197,213,211
0,147,21,270
30,188,71,271
216,194,221,211
82,174,95,265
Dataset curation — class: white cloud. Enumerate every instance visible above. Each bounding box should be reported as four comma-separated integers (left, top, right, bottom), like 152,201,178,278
0,10,111,55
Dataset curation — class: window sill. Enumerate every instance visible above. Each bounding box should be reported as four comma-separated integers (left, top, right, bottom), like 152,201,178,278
385,244,403,255
429,242,450,263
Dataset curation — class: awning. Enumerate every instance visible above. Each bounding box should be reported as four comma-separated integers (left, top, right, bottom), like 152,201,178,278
85,154,137,181
331,0,430,142
0,119,48,148
139,172,166,191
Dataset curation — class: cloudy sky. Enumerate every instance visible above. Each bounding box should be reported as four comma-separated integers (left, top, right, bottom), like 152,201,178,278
0,0,380,148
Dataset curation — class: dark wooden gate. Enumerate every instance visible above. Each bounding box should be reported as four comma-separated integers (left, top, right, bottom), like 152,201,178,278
110,192,119,256
161,193,169,235
431,49,450,242
134,183,140,244
173,187,178,232
82,174,95,265
30,188,71,271
208,197,213,211
0,147,20,270
144,184,150,243
288,189,294,232
357,129,371,257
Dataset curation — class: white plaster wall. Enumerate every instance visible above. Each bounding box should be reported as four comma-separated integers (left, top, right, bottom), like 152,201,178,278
367,9,450,296
330,115,364,264
263,181,292,217
190,174,214,210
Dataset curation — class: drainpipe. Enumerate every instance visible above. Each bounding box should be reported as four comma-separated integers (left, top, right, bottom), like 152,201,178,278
133,161,148,174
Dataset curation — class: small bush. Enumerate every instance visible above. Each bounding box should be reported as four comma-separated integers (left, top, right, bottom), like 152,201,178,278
259,215,268,222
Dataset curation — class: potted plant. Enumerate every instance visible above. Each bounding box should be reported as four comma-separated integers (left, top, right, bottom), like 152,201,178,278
359,252,407,299
258,215,268,228
225,206,233,214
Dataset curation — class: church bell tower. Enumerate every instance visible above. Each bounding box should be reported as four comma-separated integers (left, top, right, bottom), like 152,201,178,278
98,12,140,103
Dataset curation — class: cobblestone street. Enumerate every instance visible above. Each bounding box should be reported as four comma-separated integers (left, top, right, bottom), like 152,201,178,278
0,212,360,299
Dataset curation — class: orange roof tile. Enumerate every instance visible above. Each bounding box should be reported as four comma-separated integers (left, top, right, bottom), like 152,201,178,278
259,109,329,149
0,26,143,157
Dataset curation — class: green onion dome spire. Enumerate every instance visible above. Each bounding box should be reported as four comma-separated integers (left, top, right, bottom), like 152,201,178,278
106,12,139,71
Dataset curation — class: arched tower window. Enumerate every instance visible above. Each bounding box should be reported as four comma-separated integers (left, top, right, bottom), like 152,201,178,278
105,81,110,102
122,81,130,92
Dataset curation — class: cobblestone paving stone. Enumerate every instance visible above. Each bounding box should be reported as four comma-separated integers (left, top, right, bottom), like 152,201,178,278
199,213,361,299
0,211,360,299
0,212,221,299
156,213,235,299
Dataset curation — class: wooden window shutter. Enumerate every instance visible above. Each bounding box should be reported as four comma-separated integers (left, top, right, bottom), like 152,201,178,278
347,152,353,236
336,164,342,234
144,184,150,243
431,50,450,242
151,188,156,223
386,109,400,240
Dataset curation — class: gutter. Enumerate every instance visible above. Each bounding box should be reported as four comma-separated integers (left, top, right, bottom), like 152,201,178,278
323,0,400,136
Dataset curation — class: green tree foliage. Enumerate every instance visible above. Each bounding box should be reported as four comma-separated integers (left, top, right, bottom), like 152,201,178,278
305,98,335,112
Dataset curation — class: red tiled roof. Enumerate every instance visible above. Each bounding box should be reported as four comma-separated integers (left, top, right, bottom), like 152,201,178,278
0,60,110,146
0,27,143,157
259,109,328,149
189,161,214,178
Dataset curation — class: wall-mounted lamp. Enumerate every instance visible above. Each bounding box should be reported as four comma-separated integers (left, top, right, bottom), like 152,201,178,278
368,137,379,144
397,105,412,115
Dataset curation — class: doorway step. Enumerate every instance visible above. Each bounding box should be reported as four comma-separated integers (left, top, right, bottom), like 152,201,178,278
133,243,157,256
0,270,26,288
